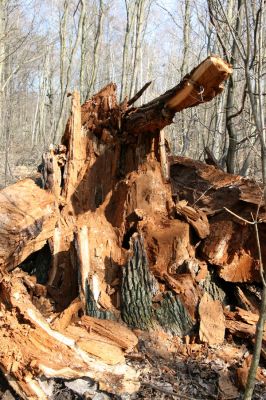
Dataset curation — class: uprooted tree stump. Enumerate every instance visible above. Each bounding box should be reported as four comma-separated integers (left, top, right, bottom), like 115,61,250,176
1,55,265,399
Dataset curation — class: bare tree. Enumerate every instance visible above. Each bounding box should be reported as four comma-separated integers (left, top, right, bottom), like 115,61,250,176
242,5,266,395
208,1,266,398
120,0,137,102
180,0,191,155
85,0,105,99
0,0,7,144
208,0,245,173
54,0,85,143
129,0,152,99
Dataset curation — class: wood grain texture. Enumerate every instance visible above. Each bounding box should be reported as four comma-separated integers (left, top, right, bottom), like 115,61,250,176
0,178,57,272
122,56,232,135
199,292,225,345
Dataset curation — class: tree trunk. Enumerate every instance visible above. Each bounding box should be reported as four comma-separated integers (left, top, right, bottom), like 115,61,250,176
0,56,235,399
225,0,244,173
54,1,85,143
129,0,151,98
85,0,104,99
0,0,6,143
120,0,137,102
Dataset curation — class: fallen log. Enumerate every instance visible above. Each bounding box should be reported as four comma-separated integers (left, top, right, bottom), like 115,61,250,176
170,156,266,283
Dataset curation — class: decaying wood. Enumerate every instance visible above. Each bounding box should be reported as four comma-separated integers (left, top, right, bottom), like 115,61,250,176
218,371,239,399
170,156,266,283
224,308,266,360
61,91,87,205
123,56,232,135
0,272,139,399
4,55,266,399
51,298,82,330
236,356,266,390
234,286,260,315
80,315,138,351
42,145,67,200
0,179,57,272
74,226,91,309
199,292,225,345
127,80,152,106
159,129,169,180
175,200,210,239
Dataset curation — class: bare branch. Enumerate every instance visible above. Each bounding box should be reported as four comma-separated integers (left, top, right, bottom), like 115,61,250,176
127,80,152,106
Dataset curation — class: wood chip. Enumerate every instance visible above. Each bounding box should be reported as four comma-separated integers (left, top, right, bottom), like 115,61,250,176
199,292,225,345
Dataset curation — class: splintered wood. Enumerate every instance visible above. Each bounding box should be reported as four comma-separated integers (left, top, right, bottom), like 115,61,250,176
199,292,225,345
122,55,232,135
170,156,265,283
175,200,210,239
0,179,57,272
1,55,265,398
0,273,139,399
166,56,232,111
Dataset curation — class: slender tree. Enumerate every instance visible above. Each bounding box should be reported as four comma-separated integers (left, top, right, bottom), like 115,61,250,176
54,0,85,143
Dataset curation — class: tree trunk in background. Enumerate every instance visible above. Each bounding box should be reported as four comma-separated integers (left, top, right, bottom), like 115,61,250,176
85,0,104,99
225,0,244,173
54,1,69,143
242,3,266,398
0,0,6,143
180,0,191,79
180,0,191,155
129,0,151,99
0,0,10,186
36,50,51,147
54,1,85,143
120,0,137,102
80,5,88,104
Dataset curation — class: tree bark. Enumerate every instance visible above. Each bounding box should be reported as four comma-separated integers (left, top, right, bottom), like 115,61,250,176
120,0,137,102
0,56,234,399
85,0,104,99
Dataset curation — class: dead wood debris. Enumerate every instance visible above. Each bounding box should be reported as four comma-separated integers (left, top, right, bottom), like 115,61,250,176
0,56,265,399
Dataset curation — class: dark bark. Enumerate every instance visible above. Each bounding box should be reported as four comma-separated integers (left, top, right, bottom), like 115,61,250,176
121,234,193,336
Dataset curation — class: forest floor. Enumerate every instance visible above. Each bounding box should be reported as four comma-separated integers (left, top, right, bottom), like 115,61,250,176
1,329,265,400
0,147,42,189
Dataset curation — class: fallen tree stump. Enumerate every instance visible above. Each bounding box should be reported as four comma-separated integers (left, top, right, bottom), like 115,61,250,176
1,55,265,398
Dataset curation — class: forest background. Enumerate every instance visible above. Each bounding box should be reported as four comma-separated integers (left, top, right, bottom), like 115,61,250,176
0,0,265,187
